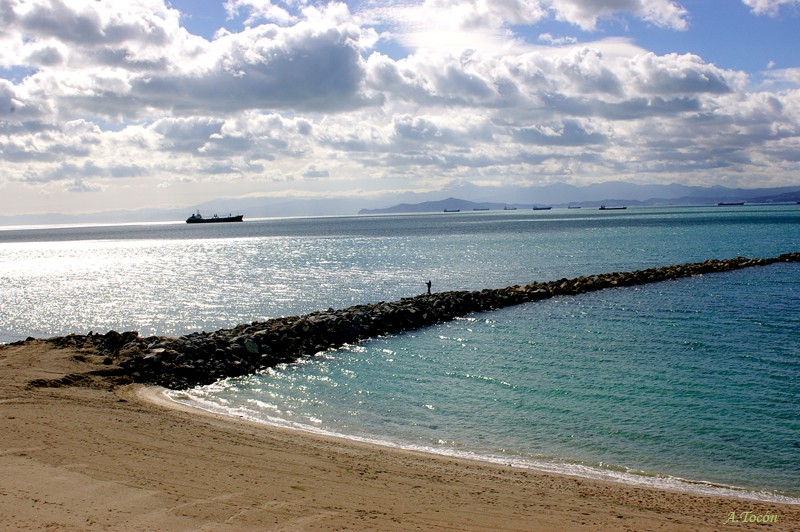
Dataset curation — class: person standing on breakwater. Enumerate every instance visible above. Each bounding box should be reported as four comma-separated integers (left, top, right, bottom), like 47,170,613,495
426,280,432,294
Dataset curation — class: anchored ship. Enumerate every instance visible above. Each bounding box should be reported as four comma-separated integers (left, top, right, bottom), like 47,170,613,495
186,211,244,224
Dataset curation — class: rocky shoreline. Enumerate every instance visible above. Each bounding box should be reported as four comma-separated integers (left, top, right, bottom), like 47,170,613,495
19,253,800,390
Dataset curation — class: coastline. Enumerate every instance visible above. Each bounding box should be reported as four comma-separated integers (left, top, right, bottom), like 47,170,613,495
165,386,800,505
2,340,798,530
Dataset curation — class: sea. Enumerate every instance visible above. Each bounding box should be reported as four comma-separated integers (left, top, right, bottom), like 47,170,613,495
1,205,798,501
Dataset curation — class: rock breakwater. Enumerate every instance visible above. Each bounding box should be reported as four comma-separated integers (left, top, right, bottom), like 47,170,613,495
24,253,800,390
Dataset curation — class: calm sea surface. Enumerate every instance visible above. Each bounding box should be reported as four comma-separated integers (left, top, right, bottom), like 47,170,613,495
2,206,798,499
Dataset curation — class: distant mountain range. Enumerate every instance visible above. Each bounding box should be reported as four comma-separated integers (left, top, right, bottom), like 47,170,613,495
358,182,800,214
2,181,799,226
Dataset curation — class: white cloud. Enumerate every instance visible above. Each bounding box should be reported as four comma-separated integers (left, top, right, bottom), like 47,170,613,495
1,1,378,122
626,52,738,95
65,177,102,193
764,67,800,85
129,18,376,114
538,33,577,45
363,0,689,51
224,0,297,26
359,1,523,55
741,0,800,15
0,0,198,69
0,0,799,215
547,0,689,31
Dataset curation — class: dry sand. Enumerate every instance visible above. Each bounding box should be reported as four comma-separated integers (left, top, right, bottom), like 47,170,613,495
1,340,797,531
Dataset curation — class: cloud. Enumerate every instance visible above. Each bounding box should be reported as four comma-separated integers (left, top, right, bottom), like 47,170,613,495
627,53,736,95
547,0,689,31
132,20,375,114
366,50,522,108
65,177,101,193
764,67,800,85
1,0,194,69
367,43,740,119
0,2,383,133
1,118,100,164
365,0,688,53
1,0,799,215
0,1,722,125
302,165,330,179
741,0,800,15
7,0,174,47
538,33,577,45
224,0,297,26
514,120,608,146
150,116,225,152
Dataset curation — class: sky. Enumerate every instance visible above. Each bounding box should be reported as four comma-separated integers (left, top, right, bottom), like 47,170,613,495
1,0,800,217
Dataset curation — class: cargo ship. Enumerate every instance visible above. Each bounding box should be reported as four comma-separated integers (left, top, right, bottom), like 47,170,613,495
186,211,244,224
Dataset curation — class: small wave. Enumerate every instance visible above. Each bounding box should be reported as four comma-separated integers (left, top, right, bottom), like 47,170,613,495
163,391,800,505
444,371,516,389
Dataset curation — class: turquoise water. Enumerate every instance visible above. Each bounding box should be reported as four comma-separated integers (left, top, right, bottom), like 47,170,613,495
1,206,798,498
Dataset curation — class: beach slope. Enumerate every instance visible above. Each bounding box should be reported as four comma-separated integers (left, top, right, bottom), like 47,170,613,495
1,340,797,530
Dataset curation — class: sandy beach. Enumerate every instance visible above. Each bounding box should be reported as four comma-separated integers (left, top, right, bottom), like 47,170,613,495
1,340,797,530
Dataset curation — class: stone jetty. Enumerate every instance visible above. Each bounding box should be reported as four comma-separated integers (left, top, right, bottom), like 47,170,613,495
26,253,800,390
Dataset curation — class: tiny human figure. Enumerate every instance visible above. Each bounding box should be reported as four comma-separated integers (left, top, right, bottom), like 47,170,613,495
426,280,432,294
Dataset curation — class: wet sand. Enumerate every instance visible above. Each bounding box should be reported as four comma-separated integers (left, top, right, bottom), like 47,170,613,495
1,340,797,530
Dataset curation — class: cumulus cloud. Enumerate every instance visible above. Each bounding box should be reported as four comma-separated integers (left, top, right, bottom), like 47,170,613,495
547,0,689,31
0,0,799,212
1,0,380,122
366,0,688,51
132,20,375,114
627,53,737,95
0,0,195,69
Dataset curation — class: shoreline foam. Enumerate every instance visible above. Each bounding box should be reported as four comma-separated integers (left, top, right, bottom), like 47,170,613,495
162,388,800,506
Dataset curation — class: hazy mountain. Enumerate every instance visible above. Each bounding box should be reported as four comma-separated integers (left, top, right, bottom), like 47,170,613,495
2,181,798,226
358,198,515,214
359,182,800,214
434,181,800,205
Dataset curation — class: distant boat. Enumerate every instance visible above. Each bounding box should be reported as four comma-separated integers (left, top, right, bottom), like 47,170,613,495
717,202,745,206
186,211,244,224
473,207,490,211
568,205,582,209
532,206,552,210
503,206,517,210
443,209,461,213
599,205,627,210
